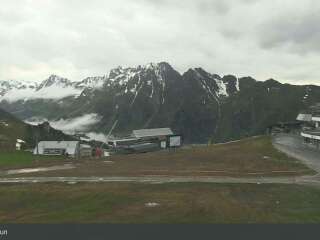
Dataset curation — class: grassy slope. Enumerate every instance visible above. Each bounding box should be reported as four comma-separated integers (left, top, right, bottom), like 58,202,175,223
102,136,314,177
0,109,27,148
0,136,315,176
1,182,320,223
0,151,65,169
0,108,75,151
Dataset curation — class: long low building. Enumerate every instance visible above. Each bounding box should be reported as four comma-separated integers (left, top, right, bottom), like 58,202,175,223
33,141,84,157
132,128,173,139
34,141,95,158
107,128,182,152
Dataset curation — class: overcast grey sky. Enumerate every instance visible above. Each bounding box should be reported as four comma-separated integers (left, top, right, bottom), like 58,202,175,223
1,0,319,85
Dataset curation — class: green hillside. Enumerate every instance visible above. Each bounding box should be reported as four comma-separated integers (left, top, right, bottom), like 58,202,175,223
0,108,74,151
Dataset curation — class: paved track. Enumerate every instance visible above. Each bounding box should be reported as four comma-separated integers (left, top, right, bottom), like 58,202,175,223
273,133,320,173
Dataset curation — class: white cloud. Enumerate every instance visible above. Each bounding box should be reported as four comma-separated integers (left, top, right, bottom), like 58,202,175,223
85,132,108,143
1,85,82,102
25,113,102,134
0,0,320,85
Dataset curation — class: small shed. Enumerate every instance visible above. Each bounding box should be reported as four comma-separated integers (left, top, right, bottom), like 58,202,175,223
16,139,26,151
80,144,92,157
312,116,320,128
34,141,80,157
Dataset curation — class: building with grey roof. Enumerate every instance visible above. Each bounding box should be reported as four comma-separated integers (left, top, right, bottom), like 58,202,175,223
132,128,173,139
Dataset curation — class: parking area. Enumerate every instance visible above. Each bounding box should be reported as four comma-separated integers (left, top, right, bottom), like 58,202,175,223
273,133,320,173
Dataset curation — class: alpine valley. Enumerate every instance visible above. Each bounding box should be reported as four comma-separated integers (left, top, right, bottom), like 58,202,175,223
1,62,320,143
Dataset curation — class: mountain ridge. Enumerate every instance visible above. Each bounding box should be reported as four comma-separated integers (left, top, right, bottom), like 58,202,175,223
1,62,320,143
1,62,318,101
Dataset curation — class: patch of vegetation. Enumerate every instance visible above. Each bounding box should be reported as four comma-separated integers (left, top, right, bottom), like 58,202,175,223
0,108,75,151
1,182,320,223
0,151,65,169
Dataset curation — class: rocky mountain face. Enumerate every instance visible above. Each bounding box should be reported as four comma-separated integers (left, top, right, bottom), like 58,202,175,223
1,62,320,143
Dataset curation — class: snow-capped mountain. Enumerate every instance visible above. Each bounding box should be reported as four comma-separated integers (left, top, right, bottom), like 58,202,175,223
0,80,38,96
2,61,320,143
0,74,108,103
103,62,182,105
36,74,74,90
0,62,234,103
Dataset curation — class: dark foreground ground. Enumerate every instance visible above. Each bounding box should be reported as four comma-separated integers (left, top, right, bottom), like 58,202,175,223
0,134,319,223
1,182,320,223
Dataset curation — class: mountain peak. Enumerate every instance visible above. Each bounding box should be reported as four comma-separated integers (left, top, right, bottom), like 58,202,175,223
184,68,229,97
185,68,222,82
47,74,69,82
37,74,72,90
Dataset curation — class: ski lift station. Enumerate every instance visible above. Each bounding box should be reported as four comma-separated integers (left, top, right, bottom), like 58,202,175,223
107,128,182,153
33,141,94,158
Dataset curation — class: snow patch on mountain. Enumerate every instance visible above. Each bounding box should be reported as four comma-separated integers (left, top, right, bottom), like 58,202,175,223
236,77,240,91
193,68,228,98
302,86,312,102
109,66,136,86
76,76,107,89
215,78,228,96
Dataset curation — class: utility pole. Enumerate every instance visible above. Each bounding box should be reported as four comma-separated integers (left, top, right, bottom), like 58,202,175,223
34,127,40,155
100,119,118,149
107,120,119,139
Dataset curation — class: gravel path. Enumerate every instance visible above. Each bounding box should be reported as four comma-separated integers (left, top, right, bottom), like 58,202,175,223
0,164,75,176
0,175,301,184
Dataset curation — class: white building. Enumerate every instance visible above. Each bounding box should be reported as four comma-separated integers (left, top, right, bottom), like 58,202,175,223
312,116,320,128
297,113,320,148
34,141,80,157
79,144,92,157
